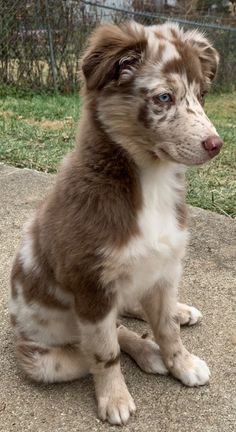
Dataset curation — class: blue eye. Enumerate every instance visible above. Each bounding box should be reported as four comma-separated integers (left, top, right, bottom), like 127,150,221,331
155,93,172,103
158,93,172,103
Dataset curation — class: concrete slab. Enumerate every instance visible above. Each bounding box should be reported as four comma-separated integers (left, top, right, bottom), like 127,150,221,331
0,163,235,432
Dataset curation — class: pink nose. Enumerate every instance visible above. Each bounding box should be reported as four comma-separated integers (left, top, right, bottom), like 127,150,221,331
202,136,223,157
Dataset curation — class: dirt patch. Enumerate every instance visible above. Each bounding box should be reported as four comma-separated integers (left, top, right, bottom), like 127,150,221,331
0,110,14,118
0,110,74,129
25,117,74,129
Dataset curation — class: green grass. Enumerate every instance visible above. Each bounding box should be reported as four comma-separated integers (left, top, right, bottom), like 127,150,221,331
0,94,81,172
0,91,235,217
187,93,236,217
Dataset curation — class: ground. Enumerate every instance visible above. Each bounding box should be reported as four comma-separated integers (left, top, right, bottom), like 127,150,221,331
0,88,235,430
0,164,235,432
0,90,235,217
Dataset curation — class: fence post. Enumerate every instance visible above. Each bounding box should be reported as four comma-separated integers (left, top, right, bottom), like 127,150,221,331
44,0,58,91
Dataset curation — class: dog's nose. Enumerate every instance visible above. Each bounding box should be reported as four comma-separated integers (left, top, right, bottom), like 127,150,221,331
202,136,223,157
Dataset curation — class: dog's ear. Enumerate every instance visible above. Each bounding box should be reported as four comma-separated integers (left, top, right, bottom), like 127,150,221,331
197,42,219,83
81,22,147,90
184,31,219,83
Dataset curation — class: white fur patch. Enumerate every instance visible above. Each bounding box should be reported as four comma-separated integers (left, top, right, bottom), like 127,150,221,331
19,218,40,274
47,285,74,308
9,281,79,345
101,162,188,314
188,306,203,325
146,24,181,63
179,355,210,387
161,40,181,64
19,232,37,274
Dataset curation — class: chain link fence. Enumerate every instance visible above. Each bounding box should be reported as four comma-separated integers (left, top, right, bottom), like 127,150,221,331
0,0,236,92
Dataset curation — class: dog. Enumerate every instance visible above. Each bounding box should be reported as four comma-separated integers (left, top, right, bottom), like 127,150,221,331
9,21,223,426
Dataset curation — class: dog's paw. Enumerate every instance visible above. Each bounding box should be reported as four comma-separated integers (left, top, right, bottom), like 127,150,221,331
178,304,203,326
97,381,136,425
169,352,210,387
180,356,210,386
136,338,168,375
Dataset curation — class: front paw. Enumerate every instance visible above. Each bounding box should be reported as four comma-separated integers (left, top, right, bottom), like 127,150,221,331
168,351,210,387
97,379,136,425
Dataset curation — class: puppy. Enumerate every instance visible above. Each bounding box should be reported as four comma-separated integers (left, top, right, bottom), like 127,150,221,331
10,21,223,426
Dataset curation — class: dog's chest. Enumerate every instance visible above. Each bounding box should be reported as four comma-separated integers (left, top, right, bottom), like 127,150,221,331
110,165,188,298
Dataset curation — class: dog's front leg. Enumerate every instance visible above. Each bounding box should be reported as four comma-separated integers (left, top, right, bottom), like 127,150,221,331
78,308,136,425
141,262,210,387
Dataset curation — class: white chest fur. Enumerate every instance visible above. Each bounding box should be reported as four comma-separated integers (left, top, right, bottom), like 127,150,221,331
102,162,188,308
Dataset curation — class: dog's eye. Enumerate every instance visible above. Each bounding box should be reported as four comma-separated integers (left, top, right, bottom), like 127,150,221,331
153,93,173,104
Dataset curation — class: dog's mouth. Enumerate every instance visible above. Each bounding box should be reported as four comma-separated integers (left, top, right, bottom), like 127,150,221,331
153,147,174,162
152,147,216,166
159,148,172,159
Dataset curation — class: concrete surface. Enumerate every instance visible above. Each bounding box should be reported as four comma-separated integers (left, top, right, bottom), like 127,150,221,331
0,163,235,432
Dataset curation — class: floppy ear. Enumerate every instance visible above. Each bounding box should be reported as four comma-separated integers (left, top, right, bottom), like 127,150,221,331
81,22,147,90
197,42,219,83
184,31,219,83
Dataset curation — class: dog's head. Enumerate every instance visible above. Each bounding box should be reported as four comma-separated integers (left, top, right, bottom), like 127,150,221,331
81,21,223,166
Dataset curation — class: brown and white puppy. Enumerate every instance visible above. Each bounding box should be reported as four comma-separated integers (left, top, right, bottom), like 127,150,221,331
9,21,223,426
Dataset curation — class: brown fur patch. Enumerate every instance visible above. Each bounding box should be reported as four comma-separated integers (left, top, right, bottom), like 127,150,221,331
17,343,49,360
138,103,151,129
170,28,178,39
63,343,79,352
186,108,196,115
11,103,143,322
175,172,187,229
164,35,218,87
82,22,147,90
11,250,70,311
33,315,49,326
154,30,168,40
94,352,120,368
141,332,149,339
37,107,142,321
187,40,219,82
176,200,188,229
104,352,120,368
10,260,20,298
163,47,203,85
55,362,61,372
10,314,17,327
19,330,31,341
94,354,103,364
156,114,167,123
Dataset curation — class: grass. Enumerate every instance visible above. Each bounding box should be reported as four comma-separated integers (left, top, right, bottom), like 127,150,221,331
187,93,236,217
0,91,235,217
0,94,81,172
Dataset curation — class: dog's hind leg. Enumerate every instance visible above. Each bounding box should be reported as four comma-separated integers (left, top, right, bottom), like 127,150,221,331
177,302,203,326
122,301,202,326
117,324,168,375
121,301,147,321
16,339,89,383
